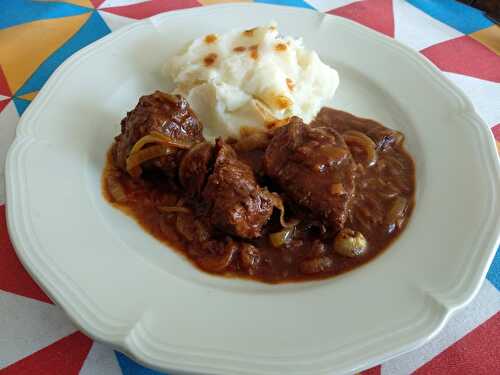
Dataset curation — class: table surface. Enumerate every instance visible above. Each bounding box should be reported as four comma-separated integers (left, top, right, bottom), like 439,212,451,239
0,0,499,374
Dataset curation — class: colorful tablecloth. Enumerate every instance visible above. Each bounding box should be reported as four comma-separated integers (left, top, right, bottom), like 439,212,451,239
0,1,499,374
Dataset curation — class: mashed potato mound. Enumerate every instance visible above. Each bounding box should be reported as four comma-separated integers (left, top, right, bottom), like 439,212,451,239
167,23,339,139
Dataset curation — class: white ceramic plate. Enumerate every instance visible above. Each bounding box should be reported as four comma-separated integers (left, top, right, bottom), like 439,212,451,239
5,4,500,375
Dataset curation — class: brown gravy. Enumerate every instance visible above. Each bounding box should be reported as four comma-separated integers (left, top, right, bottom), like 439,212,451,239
103,108,415,283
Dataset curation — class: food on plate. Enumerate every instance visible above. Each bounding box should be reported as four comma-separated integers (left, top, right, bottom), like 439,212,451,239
113,91,204,178
103,24,415,283
103,88,415,283
178,141,214,197
166,24,339,139
264,117,356,232
201,139,277,238
313,107,404,151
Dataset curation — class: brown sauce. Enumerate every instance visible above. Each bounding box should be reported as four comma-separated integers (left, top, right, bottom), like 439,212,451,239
103,108,415,283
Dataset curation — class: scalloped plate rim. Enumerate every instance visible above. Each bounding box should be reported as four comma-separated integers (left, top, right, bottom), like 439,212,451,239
5,4,500,375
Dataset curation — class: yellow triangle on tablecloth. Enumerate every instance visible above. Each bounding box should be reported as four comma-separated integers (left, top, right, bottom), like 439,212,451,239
470,25,500,56
18,91,38,101
0,12,91,94
60,0,94,7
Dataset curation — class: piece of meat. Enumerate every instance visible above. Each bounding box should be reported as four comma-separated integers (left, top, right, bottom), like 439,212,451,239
264,117,356,232
113,91,204,176
178,141,214,197
311,107,403,151
202,139,274,239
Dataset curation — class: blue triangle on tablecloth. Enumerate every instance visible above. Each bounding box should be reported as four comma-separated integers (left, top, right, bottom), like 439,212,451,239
255,0,315,10
486,246,500,291
0,0,91,30
115,352,168,375
13,97,30,116
408,0,493,34
16,11,111,97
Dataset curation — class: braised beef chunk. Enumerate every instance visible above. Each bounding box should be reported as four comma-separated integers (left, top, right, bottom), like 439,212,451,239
312,107,403,151
264,117,356,232
202,139,274,239
114,91,204,175
179,142,214,197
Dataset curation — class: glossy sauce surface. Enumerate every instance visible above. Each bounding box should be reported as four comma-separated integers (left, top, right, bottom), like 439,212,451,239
103,108,415,283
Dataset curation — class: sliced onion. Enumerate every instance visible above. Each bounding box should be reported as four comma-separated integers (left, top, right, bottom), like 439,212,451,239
269,227,295,247
107,175,127,203
343,130,376,147
253,99,277,124
267,193,299,228
126,145,176,177
130,131,193,155
343,130,377,167
196,242,238,273
334,228,367,258
385,196,408,232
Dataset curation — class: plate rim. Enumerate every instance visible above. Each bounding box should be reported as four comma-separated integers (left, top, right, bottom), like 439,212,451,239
5,3,500,374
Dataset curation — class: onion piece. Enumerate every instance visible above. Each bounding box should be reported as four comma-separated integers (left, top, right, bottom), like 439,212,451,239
196,242,238,273
267,193,298,228
126,145,176,177
334,228,367,257
269,226,295,247
343,130,376,147
385,196,408,233
107,175,127,203
343,130,377,167
129,131,193,155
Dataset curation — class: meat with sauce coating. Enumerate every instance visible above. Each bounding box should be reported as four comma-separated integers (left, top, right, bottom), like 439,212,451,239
312,107,403,151
114,91,204,176
202,139,275,239
178,142,214,197
264,117,356,232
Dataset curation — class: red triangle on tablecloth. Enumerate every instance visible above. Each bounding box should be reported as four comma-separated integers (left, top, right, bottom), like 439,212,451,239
0,98,11,113
100,0,201,20
0,331,93,375
0,205,52,304
328,0,394,37
90,0,106,8
421,35,500,83
361,365,381,374
0,65,12,97
492,124,500,141
414,312,500,374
